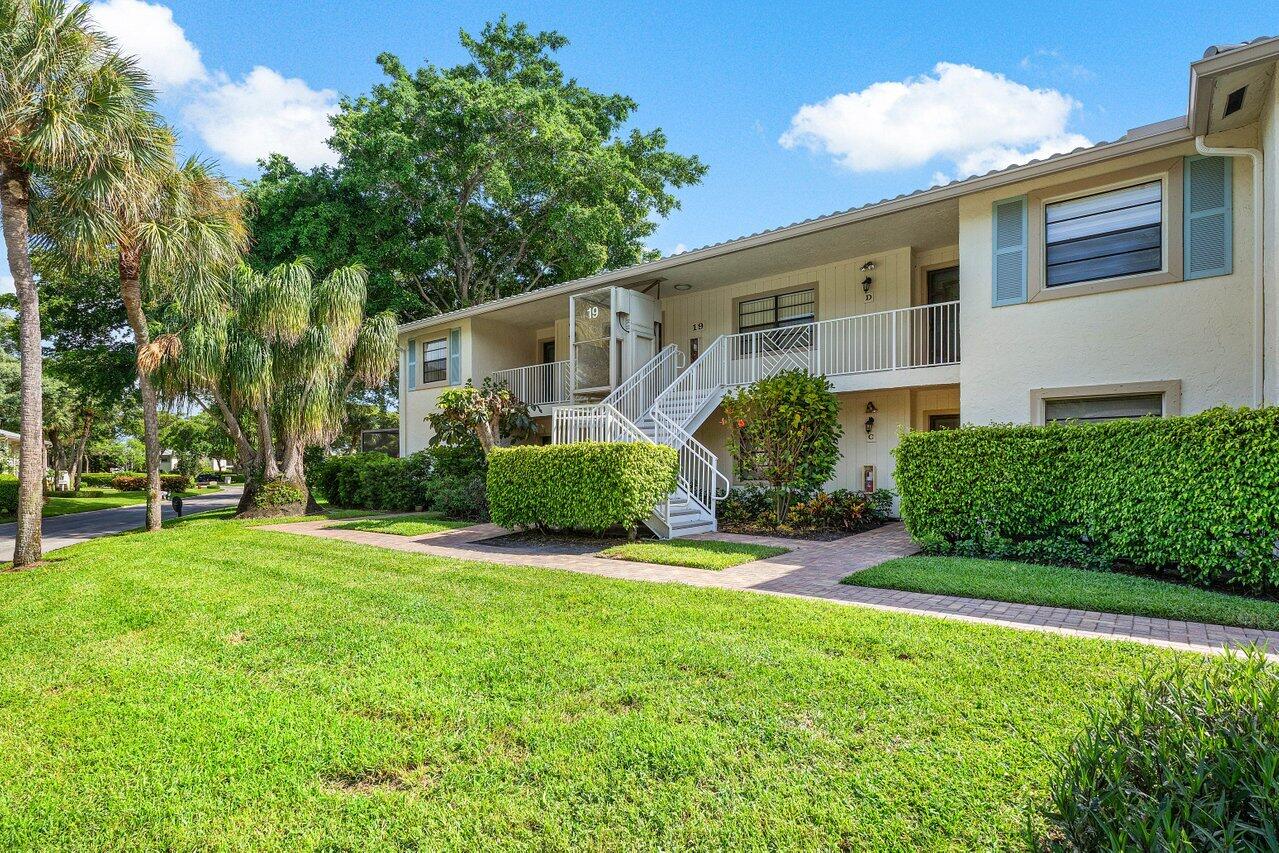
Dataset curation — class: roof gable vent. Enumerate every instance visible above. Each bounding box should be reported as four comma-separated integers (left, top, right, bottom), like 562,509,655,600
1223,85,1247,117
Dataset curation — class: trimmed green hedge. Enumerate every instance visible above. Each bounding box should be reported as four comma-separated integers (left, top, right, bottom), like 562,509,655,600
311,446,488,520
487,442,678,533
110,473,194,493
894,407,1279,592
80,472,128,488
0,476,17,515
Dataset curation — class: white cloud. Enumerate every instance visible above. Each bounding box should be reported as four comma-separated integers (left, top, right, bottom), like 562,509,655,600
779,62,1090,179
90,0,206,89
672,243,688,255
183,67,339,169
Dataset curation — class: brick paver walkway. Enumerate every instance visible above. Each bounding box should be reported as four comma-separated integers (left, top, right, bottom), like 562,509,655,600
263,519,1279,657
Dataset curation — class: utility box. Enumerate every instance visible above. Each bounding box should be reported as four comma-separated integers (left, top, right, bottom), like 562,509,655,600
569,286,659,398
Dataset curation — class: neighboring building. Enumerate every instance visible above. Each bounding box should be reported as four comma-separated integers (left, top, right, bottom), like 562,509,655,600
398,38,1279,537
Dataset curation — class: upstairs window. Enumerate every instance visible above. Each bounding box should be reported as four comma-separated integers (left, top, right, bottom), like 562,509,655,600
422,337,448,383
737,288,815,333
1045,181,1162,287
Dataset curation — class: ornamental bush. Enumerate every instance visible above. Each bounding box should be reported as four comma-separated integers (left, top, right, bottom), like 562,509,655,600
487,442,678,534
111,474,146,492
721,370,843,523
110,473,193,492
1037,648,1279,849
894,407,1279,591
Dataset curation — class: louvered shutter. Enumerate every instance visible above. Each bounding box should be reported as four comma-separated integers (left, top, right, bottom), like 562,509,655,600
406,339,417,390
992,196,1028,305
447,329,461,385
1183,155,1232,280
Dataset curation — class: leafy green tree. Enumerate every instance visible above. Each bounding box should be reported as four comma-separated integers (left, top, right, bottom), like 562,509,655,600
329,16,706,315
159,411,234,477
721,370,844,523
241,155,418,319
160,261,398,515
1,0,159,565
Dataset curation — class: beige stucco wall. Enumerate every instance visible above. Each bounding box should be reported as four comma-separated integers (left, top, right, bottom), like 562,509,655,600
691,385,958,495
1263,60,1279,405
957,140,1259,424
658,246,916,360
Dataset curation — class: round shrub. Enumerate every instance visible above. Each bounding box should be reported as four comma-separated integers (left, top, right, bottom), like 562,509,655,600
1038,648,1279,850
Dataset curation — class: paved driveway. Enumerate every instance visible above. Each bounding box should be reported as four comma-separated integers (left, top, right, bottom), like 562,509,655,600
0,486,244,562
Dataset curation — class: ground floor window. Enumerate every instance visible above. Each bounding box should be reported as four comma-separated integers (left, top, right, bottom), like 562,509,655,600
1043,393,1164,424
928,413,960,430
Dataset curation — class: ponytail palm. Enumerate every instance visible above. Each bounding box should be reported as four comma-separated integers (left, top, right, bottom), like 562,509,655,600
164,261,397,515
1,0,162,565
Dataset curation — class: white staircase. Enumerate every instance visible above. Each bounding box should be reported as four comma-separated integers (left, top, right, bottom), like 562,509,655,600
553,345,729,538
551,301,962,538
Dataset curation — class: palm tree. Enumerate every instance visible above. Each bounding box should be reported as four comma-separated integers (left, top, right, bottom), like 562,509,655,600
48,152,248,530
158,261,397,516
0,0,160,565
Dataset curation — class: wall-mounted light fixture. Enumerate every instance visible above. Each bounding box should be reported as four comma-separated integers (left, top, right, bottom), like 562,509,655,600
861,277,873,293
864,416,875,435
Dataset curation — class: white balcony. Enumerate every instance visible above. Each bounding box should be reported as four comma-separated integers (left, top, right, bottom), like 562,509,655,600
490,360,570,410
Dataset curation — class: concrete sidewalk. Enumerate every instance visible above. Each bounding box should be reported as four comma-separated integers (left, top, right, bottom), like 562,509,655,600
263,519,1279,657
0,487,243,562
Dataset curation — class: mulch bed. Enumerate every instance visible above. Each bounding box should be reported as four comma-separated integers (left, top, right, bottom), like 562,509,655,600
717,520,890,542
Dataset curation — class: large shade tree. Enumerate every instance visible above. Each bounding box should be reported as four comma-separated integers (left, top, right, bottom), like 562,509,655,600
45,150,248,531
158,260,397,516
326,16,707,317
0,0,159,565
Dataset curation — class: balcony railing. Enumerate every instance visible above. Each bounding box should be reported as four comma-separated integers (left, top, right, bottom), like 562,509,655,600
490,360,570,408
721,300,960,384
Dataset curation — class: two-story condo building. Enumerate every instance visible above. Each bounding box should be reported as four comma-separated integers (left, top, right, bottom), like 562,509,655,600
397,37,1279,538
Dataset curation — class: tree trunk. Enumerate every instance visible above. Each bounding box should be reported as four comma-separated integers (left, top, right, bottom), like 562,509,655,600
119,250,162,532
71,412,93,492
1,161,43,566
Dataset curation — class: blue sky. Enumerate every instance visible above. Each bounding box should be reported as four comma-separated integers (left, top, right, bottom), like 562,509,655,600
3,1,1275,291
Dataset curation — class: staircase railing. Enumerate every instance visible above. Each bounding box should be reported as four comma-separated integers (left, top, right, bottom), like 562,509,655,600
600,344,684,423
552,403,650,444
651,408,730,516
651,333,729,432
654,301,960,431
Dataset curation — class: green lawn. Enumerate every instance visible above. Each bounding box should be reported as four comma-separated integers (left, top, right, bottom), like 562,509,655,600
330,512,473,537
0,515,1183,849
599,539,790,570
845,556,1279,631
